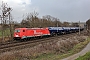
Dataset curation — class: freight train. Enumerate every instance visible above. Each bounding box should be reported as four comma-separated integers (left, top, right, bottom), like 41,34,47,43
13,27,84,40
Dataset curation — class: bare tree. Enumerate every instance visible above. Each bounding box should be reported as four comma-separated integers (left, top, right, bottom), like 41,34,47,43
21,13,63,28
21,11,39,28
0,1,13,41
63,22,70,27
71,22,79,27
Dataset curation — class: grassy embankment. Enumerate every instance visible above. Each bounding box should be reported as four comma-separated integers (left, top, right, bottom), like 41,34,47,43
31,37,90,60
75,51,90,60
0,35,89,60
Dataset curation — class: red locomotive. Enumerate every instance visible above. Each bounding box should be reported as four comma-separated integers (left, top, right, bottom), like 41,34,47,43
13,28,50,40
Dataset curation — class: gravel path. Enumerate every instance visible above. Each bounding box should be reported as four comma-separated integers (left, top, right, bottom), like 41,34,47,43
62,42,90,60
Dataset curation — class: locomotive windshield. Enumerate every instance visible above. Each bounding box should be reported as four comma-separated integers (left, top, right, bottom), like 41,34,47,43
15,29,20,32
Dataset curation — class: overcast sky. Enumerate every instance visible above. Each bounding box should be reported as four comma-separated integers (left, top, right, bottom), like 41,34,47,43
0,0,90,22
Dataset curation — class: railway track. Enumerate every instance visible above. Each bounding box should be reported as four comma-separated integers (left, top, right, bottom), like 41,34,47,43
0,32,83,53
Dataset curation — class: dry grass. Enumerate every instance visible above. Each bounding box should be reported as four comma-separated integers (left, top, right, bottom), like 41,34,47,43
0,35,88,60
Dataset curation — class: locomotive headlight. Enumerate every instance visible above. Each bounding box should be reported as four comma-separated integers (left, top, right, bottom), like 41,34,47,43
16,35,19,37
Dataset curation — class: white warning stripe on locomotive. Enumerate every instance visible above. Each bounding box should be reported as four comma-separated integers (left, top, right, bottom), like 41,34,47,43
34,30,42,34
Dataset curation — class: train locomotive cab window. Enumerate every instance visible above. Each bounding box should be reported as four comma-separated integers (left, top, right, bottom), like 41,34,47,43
15,29,20,32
